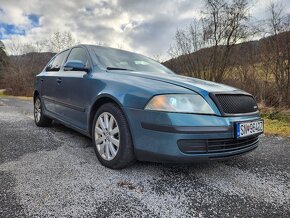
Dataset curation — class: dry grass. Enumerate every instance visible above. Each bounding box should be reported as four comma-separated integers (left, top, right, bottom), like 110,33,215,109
11,96,33,101
263,118,290,137
0,89,32,101
0,89,5,95
260,108,290,137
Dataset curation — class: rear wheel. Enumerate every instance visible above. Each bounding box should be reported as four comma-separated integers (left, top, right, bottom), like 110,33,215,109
92,103,135,169
34,96,52,127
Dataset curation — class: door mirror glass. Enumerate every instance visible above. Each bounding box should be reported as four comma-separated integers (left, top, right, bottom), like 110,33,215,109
63,60,89,72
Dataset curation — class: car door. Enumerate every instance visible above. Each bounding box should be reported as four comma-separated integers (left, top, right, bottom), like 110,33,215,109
55,47,94,131
41,50,69,115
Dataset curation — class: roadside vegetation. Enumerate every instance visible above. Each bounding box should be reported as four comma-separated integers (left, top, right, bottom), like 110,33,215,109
260,108,290,137
0,89,32,100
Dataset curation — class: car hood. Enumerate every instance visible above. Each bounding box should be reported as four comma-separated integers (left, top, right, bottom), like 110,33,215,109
109,70,241,94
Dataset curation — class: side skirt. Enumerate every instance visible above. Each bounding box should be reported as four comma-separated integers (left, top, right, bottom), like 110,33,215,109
44,111,91,138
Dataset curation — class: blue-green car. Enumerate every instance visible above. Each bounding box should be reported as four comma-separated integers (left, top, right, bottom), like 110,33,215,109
34,45,264,169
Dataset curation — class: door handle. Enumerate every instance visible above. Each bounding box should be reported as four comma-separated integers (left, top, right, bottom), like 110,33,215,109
56,78,62,84
40,78,44,82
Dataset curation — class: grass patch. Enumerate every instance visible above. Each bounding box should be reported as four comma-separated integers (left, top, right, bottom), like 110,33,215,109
261,110,290,137
10,96,32,101
263,119,290,137
5,96,32,101
0,89,32,100
0,89,5,96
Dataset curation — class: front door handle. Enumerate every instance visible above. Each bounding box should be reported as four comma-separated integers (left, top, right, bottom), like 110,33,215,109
56,78,62,84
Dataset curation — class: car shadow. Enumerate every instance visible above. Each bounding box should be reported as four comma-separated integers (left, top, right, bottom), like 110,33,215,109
47,120,248,172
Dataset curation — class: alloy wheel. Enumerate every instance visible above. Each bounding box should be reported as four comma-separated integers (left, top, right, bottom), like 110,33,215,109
34,98,41,123
95,112,120,161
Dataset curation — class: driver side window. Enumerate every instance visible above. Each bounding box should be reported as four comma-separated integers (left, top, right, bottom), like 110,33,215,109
46,50,69,72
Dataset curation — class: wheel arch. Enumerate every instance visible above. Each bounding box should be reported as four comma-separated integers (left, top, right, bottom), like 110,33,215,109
88,94,131,138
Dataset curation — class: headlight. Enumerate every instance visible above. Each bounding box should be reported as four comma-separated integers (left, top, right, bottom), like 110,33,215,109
144,94,215,114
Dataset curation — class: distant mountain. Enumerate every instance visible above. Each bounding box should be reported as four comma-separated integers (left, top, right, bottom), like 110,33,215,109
0,52,55,95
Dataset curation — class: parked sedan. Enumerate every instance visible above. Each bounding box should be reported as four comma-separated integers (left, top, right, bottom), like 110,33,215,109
34,45,264,169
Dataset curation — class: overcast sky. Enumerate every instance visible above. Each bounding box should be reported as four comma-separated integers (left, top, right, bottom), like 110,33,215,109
0,0,290,57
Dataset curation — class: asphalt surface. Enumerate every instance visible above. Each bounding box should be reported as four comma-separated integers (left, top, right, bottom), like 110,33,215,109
0,97,289,218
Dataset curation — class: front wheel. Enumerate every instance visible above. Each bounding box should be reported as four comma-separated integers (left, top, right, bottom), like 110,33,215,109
34,96,52,127
92,103,135,169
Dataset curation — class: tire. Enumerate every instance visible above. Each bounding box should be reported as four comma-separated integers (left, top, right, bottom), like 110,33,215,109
92,103,136,169
34,96,52,127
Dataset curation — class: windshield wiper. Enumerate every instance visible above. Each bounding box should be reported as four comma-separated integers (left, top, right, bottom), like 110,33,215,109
106,67,134,71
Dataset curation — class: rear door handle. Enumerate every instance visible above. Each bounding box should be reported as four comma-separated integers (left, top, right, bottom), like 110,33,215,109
56,78,62,84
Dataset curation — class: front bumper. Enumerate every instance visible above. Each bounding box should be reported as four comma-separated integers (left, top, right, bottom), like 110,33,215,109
124,107,261,163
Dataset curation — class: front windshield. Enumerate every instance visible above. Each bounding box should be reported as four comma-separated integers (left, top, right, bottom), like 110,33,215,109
92,46,175,75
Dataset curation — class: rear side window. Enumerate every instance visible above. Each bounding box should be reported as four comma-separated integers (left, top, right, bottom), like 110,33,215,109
67,47,90,66
46,50,69,72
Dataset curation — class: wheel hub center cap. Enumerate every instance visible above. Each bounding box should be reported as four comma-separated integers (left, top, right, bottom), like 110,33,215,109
105,132,110,140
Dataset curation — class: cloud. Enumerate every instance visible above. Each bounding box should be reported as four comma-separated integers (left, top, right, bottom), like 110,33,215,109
126,15,192,55
0,12,41,39
0,0,289,57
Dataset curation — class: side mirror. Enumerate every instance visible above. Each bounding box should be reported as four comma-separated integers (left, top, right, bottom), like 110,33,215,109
63,60,89,72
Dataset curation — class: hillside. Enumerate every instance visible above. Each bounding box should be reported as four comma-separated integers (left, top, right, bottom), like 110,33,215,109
164,31,290,75
0,52,55,96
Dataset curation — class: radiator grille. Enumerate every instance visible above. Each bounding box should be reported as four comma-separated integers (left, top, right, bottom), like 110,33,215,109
215,94,258,114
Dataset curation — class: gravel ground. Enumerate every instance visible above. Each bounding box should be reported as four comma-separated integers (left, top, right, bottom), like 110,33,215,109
0,97,289,217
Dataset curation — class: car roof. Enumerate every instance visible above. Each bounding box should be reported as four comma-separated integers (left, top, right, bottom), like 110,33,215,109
75,44,133,54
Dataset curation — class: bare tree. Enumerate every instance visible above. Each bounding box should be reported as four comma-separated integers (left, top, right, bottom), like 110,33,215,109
265,2,290,106
152,53,165,63
4,31,79,55
168,0,251,81
4,39,48,55
4,40,25,56
168,20,204,78
202,0,251,82
47,31,79,52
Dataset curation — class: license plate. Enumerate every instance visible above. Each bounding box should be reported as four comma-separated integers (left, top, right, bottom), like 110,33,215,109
236,120,264,138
